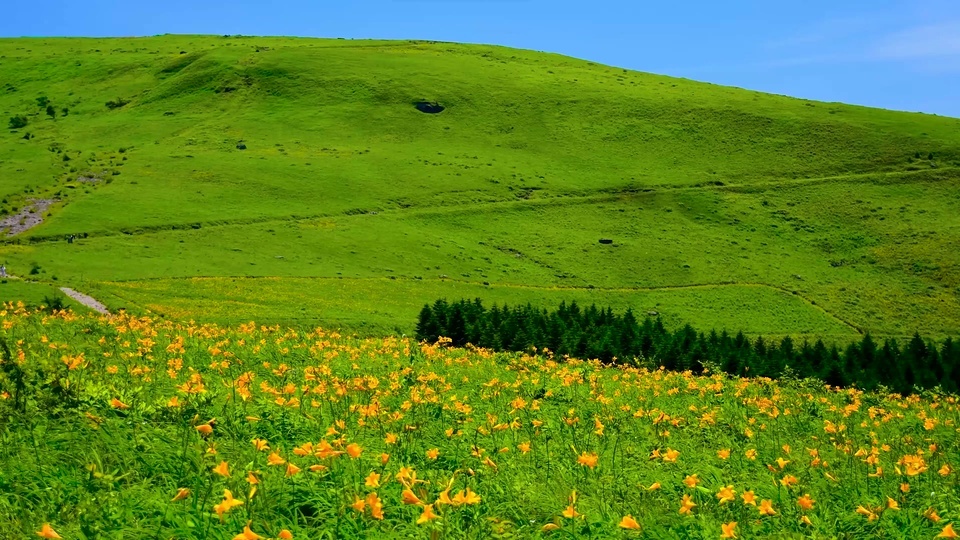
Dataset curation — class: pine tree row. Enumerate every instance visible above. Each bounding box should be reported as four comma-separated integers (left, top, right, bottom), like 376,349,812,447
415,299,960,395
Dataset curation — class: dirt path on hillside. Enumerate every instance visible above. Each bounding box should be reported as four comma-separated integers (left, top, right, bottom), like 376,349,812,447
60,287,111,315
0,199,56,237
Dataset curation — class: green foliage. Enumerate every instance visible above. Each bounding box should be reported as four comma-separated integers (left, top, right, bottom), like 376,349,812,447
7,115,27,129
104,97,129,109
418,299,960,394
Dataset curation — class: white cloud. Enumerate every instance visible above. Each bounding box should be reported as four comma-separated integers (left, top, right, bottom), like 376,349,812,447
871,21,960,59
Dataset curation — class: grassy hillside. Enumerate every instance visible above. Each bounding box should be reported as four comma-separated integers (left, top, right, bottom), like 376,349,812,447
1,35,959,338
2,309,959,538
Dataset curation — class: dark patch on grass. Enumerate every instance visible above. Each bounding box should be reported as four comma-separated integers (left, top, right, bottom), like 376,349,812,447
414,101,445,114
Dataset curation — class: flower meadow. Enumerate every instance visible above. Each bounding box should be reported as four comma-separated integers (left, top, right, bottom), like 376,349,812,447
1,305,959,539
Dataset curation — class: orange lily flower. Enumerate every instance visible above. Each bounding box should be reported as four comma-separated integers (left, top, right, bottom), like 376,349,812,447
233,522,263,540
346,443,362,459
618,515,641,530
938,524,958,538
417,504,440,524
401,489,422,505
679,494,696,515
213,461,230,477
577,452,599,469
35,524,62,539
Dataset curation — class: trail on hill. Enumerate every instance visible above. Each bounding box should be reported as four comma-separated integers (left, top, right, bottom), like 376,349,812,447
59,287,110,315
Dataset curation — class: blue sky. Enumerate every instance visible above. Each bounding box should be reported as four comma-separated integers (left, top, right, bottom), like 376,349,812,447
2,0,959,117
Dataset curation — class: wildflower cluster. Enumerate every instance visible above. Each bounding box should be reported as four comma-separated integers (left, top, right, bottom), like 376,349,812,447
0,304,958,538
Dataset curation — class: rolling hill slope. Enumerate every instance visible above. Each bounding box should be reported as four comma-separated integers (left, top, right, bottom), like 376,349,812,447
1,35,959,338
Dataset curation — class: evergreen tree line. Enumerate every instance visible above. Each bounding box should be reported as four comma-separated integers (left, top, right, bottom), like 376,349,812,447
415,299,960,395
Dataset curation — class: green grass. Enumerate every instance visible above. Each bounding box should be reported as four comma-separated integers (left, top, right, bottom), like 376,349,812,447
1,35,959,337
92,277,857,339
0,277,88,311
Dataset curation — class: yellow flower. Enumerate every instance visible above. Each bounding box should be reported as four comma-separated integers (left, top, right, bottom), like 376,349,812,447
646,482,662,491
110,397,129,409
797,494,815,511
562,504,580,519
856,505,878,521
679,494,697,515
35,524,62,539
213,489,244,521
518,442,531,454
663,448,680,463
925,508,942,523
577,451,599,469
563,491,580,518
938,524,959,538
417,504,440,524
346,443,363,459
365,471,381,488
426,448,440,460
232,521,263,540
367,492,384,519
886,497,899,511
758,500,776,516
717,448,731,460
196,423,213,437
251,438,269,451
618,514,641,530
716,485,736,504
278,531,293,539
741,491,756,506
212,461,230,477
745,449,757,460
285,463,301,477
401,489,422,505
267,452,286,466
720,521,737,539
350,495,366,513
939,464,952,476
171,488,191,502
683,474,700,488
452,488,481,506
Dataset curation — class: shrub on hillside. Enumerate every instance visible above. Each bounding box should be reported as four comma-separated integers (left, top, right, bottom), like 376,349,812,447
8,116,27,129
105,98,129,110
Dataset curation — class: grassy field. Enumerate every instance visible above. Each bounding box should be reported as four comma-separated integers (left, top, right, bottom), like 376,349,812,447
2,308,958,538
1,35,959,338
0,277,88,311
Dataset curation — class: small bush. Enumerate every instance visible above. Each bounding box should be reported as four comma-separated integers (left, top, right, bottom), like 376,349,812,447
8,116,27,129
42,294,66,311
105,98,130,110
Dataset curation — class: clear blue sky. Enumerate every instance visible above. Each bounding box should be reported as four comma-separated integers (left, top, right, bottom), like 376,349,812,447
3,0,959,117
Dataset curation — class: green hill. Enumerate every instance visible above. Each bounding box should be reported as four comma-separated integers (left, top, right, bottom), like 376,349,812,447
1,35,959,338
